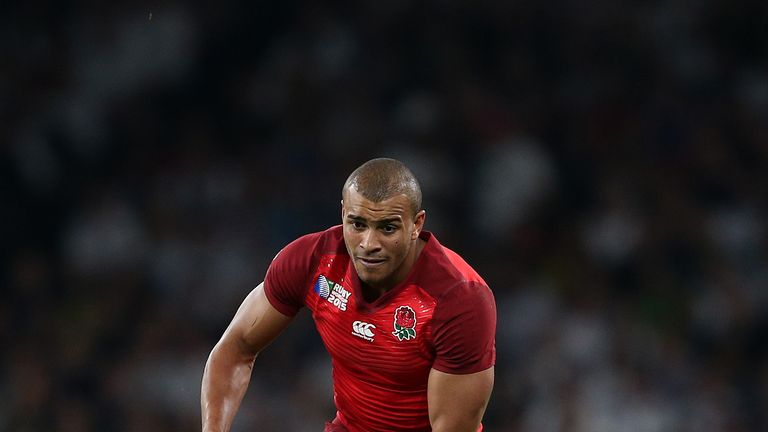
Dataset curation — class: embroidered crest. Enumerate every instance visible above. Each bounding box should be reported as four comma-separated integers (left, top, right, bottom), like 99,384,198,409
392,305,417,341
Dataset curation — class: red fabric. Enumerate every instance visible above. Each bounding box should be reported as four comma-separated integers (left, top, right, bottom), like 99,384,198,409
264,226,496,431
431,280,497,374
263,229,331,316
324,418,349,431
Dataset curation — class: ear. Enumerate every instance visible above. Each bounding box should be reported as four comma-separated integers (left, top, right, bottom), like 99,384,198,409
340,199,345,222
411,210,426,240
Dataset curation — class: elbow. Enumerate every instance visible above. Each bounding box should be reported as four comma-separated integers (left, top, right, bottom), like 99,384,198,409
210,338,258,368
430,409,484,432
430,418,481,432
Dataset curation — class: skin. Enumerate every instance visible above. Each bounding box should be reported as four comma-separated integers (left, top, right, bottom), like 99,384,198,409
428,368,495,432
201,283,292,432
201,185,493,432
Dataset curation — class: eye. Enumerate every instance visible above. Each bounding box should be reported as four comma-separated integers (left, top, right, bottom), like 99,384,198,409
382,224,397,233
352,221,366,230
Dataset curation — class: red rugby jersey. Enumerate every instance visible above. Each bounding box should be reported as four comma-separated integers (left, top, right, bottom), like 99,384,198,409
264,226,496,432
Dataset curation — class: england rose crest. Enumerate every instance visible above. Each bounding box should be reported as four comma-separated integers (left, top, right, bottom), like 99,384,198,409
392,306,417,341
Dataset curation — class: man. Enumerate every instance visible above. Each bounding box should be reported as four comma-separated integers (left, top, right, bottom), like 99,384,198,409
201,158,496,431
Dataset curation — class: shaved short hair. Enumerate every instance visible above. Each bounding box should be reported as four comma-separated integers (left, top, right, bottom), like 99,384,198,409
343,158,422,215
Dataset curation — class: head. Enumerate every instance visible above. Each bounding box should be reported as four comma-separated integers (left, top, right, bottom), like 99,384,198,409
341,158,426,291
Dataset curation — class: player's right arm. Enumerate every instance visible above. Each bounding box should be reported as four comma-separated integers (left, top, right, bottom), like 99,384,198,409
201,282,293,432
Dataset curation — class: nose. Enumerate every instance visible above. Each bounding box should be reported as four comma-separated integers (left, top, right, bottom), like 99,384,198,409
359,228,381,253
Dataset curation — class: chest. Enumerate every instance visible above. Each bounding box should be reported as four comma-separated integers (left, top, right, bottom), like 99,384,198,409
305,255,437,381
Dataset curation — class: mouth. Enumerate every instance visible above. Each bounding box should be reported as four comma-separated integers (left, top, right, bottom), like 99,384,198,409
358,257,386,268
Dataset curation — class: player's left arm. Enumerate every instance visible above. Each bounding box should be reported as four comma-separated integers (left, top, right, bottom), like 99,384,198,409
429,280,496,431
428,366,494,431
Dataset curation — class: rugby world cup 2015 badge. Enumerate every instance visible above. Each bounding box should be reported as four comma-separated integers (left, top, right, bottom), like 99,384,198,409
392,305,417,341
315,275,350,311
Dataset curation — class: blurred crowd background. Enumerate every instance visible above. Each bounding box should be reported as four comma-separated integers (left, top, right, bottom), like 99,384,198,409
3,1,768,431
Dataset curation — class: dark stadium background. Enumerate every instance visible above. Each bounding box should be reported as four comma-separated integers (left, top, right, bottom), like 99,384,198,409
3,1,768,430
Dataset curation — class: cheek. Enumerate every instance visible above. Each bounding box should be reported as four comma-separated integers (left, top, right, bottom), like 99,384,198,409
342,231,356,250
390,238,408,257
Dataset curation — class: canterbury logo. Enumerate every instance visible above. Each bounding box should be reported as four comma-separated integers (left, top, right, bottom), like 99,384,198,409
352,320,376,342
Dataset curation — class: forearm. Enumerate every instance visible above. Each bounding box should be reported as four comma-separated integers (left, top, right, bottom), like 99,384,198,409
201,341,257,432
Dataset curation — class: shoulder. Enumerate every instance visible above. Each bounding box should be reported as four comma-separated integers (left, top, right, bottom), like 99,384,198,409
414,232,488,299
412,234,496,373
264,226,347,316
434,280,495,320
429,281,496,374
416,233,495,332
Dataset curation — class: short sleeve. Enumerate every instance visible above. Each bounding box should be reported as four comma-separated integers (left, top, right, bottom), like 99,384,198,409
263,233,320,316
431,281,496,374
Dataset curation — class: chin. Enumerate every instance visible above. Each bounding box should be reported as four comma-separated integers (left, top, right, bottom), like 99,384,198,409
357,271,384,287
357,272,379,284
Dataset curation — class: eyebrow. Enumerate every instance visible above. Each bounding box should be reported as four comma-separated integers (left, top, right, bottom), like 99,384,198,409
346,214,402,224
